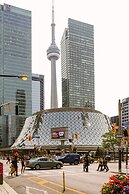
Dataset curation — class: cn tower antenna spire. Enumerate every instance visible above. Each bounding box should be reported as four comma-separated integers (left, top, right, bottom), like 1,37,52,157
52,0,54,24
51,0,55,44
47,0,60,109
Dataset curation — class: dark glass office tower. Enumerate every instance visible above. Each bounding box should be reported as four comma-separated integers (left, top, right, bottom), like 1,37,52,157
32,74,44,113
0,4,32,147
61,18,95,109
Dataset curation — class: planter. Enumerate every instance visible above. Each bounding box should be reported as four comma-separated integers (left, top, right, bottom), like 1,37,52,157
101,174,129,194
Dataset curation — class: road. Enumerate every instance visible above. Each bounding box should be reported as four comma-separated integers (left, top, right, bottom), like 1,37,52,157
2,159,127,194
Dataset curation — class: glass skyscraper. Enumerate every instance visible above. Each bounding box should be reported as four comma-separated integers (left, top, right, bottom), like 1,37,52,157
32,74,44,114
61,18,95,109
0,4,32,147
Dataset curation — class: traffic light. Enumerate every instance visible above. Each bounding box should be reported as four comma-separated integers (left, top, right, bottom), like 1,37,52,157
111,124,116,134
75,132,78,140
122,137,128,145
28,135,32,141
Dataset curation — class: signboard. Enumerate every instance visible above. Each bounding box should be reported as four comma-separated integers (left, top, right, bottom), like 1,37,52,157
0,163,3,176
33,136,40,139
116,134,123,138
122,122,129,126
0,162,3,184
51,127,68,140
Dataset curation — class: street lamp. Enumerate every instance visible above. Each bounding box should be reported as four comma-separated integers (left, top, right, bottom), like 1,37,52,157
0,74,27,80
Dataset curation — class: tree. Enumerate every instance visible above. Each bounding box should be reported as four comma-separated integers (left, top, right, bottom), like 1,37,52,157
95,146,104,158
101,130,119,160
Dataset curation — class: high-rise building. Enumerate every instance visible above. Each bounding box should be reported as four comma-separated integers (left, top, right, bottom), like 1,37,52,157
61,18,95,109
47,1,60,109
32,73,44,113
122,97,129,129
0,4,32,147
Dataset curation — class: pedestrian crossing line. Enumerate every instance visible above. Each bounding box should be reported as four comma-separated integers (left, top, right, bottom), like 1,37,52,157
26,186,48,194
4,168,101,178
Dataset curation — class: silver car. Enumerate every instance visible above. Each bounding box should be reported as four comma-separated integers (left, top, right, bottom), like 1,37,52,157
26,157,63,170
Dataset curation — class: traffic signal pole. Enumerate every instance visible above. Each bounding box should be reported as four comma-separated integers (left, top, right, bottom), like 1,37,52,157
126,139,128,171
123,127,129,174
118,99,122,173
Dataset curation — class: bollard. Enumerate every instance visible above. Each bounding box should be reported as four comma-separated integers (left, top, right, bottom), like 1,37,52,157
0,162,3,185
62,171,65,193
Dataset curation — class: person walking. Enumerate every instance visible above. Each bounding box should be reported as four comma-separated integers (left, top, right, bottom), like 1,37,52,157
6,156,10,164
103,157,109,172
83,155,89,172
97,157,103,171
9,157,16,176
21,155,26,174
13,155,18,176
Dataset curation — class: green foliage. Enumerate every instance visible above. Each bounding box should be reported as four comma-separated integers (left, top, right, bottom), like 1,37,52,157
101,130,119,152
95,146,104,157
101,130,120,160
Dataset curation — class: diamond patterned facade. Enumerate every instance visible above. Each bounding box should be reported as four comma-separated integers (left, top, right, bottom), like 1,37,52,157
12,108,111,149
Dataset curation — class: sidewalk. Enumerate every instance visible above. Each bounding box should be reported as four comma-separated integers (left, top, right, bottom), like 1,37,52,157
109,160,129,175
0,159,18,194
0,181,18,194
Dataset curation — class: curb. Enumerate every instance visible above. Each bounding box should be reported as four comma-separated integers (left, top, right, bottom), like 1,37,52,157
111,171,128,175
0,181,18,194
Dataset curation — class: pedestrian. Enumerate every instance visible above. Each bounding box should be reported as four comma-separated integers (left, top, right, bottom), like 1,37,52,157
103,157,109,172
6,156,10,164
83,155,89,172
21,155,26,174
97,157,103,171
13,155,18,176
9,157,16,176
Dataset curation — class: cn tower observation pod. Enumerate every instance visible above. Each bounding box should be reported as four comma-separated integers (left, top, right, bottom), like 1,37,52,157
12,107,111,151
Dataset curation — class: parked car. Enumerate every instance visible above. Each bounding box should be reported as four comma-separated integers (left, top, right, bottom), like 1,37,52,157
26,157,63,170
105,155,111,161
80,155,94,164
55,153,80,165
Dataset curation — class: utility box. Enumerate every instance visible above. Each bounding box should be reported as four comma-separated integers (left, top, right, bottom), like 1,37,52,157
0,162,3,184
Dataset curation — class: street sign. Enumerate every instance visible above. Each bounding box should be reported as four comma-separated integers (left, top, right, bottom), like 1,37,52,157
116,134,123,138
122,122,129,126
32,136,40,138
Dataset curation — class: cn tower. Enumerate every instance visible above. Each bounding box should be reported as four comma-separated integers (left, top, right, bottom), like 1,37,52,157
47,0,60,109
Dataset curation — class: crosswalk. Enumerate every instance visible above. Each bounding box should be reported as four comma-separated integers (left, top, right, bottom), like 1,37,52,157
4,167,99,178
2,160,105,179
24,169,81,177
4,168,77,176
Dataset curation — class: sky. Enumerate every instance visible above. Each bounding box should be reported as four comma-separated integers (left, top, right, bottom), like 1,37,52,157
1,0,129,117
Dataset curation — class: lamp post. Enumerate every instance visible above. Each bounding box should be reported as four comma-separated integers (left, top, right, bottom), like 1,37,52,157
0,74,27,80
0,74,27,115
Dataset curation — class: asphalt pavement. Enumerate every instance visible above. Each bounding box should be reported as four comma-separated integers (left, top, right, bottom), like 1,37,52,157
1,159,129,194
